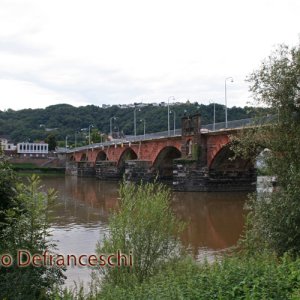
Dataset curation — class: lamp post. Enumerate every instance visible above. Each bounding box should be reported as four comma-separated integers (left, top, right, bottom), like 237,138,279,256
134,107,141,137
65,135,69,151
170,110,176,136
88,124,94,145
168,96,175,136
140,119,146,138
225,77,234,128
209,101,216,131
110,117,117,138
213,102,216,131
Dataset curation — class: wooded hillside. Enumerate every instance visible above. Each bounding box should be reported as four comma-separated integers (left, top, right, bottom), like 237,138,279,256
0,103,267,145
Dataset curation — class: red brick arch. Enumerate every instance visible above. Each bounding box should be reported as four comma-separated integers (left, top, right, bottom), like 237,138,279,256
117,147,138,167
206,134,231,169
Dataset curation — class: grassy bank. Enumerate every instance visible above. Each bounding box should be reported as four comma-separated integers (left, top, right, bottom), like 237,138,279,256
54,254,300,299
11,162,65,175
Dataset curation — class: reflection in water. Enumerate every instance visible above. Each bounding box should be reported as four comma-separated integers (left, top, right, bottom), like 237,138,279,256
172,192,247,259
41,176,247,285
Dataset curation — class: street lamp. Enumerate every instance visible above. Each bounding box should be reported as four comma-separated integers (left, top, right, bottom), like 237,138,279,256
225,77,234,128
170,110,176,136
209,101,216,131
140,119,146,138
110,117,117,138
134,107,141,137
88,124,94,145
65,135,69,151
168,96,175,136
100,133,104,143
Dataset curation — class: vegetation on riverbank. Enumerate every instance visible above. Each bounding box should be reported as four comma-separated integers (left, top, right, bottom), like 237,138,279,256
0,155,65,299
11,163,65,176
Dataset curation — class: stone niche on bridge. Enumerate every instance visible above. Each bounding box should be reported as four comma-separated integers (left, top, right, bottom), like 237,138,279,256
181,113,202,160
181,113,201,136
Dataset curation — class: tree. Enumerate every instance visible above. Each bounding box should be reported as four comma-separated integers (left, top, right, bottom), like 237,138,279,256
0,170,65,299
0,152,18,228
96,181,185,287
45,134,57,151
90,128,101,143
233,42,300,256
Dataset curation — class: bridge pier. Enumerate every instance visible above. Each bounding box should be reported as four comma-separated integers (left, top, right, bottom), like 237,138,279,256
77,162,96,177
65,161,78,176
173,159,256,192
124,160,155,183
95,161,121,181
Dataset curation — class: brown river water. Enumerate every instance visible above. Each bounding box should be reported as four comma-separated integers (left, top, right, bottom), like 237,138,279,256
41,176,247,286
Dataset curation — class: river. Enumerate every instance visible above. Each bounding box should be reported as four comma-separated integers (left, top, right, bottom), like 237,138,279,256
42,176,247,286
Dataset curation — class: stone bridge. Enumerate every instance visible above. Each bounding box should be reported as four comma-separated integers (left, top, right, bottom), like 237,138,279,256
66,114,258,192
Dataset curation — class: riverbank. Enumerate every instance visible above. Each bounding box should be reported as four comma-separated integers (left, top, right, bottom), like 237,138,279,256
11,163,65,176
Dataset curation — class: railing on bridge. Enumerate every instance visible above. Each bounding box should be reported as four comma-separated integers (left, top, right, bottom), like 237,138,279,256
67,115,275,153
202,115,275,131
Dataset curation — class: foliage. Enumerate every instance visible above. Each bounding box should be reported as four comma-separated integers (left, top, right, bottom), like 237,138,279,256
45,134,57,151
232,42,300,256
0,174,65,300
0,153,18,228
53,254,300,300
0,103,267,144
96,181,185,286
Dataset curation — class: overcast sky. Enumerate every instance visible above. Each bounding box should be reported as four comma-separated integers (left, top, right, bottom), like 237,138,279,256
0,0,299,111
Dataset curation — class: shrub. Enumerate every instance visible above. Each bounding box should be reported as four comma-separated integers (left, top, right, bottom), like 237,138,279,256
96,181,185,286
0,174,65,300
98,254,300,300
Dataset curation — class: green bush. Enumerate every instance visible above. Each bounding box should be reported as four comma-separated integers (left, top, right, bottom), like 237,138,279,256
95,181,185,287
0,174,65,300
97,254,300,300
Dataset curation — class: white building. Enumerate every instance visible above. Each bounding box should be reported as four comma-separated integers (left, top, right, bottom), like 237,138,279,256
0,138,17,151
17,142,49,157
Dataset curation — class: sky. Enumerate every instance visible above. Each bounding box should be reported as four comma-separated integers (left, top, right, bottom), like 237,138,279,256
0,0,299,111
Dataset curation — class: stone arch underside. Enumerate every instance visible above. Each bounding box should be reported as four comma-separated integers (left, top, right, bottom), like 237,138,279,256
153,146,181,179
80,153,88,161
209,144,254,175
96,151,107,161
117,148,138,171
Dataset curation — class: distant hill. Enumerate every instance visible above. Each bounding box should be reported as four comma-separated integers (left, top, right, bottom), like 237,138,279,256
0,103,270,145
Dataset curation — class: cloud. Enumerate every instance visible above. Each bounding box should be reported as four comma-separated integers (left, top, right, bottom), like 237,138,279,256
0,0,299,110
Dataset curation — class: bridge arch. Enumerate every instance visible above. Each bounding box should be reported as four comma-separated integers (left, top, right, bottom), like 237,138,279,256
96,151,107,161
153,146,181,179
209,143,253,172
80,153,88,161
117,147,138,170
